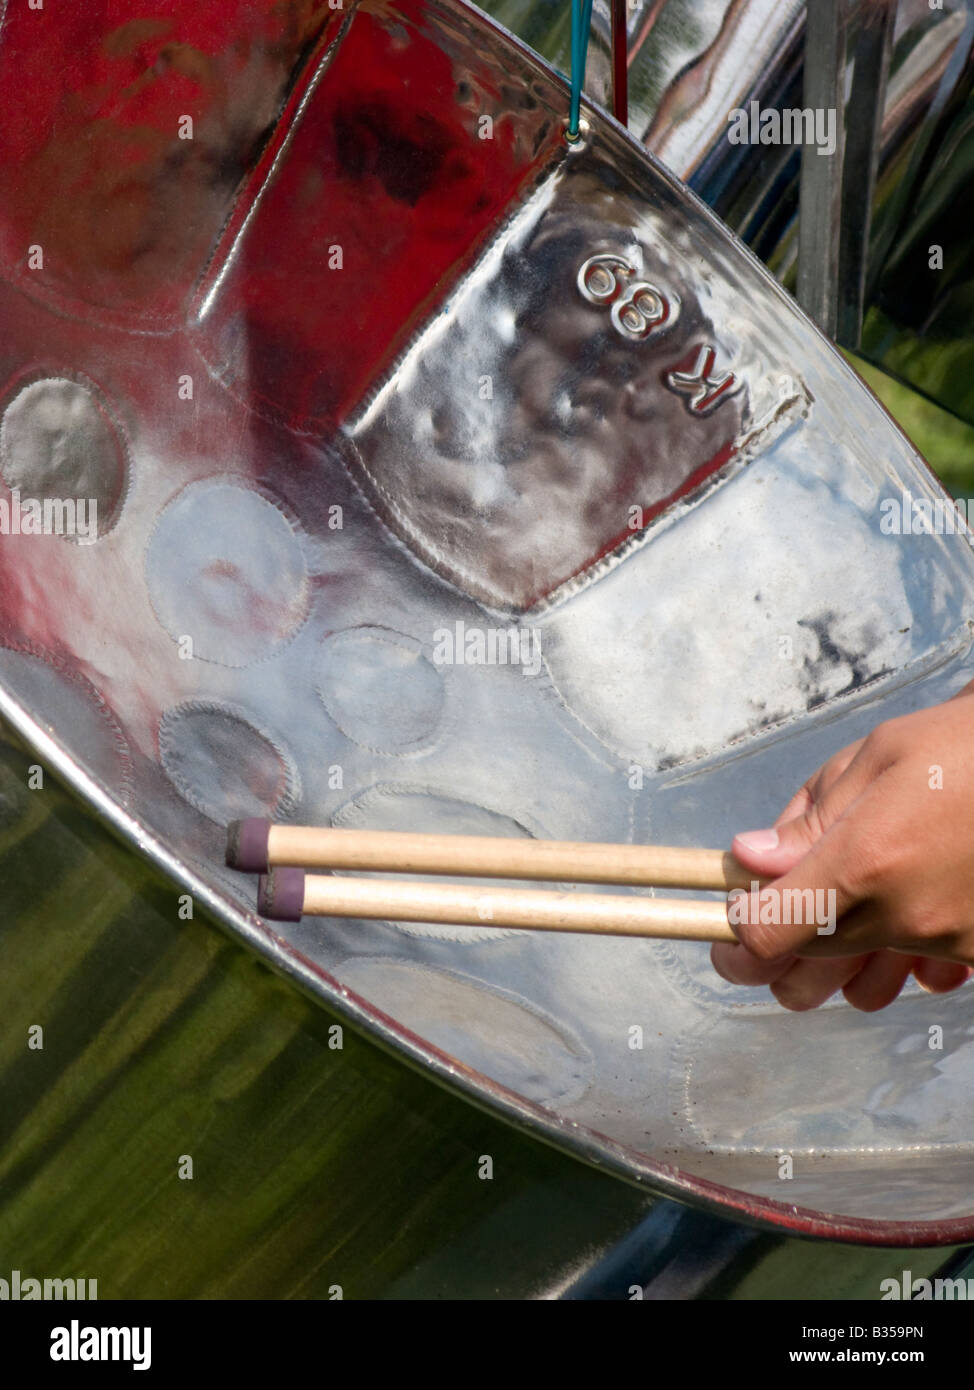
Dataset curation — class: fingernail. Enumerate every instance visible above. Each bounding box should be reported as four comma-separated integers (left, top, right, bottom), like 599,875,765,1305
735,828,779,852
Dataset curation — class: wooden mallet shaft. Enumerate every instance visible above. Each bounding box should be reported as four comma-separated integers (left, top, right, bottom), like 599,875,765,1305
256,869,737,941
228,819,751,891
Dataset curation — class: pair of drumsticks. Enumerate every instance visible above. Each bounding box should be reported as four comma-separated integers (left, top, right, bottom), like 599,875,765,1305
226,819,751,941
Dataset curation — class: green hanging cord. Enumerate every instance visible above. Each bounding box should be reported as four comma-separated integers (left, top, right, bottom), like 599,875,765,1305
568,0,594,141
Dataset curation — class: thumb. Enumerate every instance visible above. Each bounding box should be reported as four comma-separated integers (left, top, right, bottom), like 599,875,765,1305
732,815,824,880
731,740,881,879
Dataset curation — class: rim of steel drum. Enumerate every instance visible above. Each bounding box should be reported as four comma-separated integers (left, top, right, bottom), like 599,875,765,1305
0,0,970,1248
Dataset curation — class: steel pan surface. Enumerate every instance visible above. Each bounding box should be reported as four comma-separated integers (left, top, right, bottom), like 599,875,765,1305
0,0,971,1242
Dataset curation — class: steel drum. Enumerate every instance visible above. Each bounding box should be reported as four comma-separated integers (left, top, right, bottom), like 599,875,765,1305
0,0,972,1244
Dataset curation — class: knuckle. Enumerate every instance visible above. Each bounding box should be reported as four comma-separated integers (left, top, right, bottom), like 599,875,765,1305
863,718,906,767
802,798,830,845
839,825,897,901
778,804,826,855
898,905,946,945
817,741,860,790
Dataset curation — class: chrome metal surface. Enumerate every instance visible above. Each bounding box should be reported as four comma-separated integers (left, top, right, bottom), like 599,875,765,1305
503,0,974,421
1,0,973,1242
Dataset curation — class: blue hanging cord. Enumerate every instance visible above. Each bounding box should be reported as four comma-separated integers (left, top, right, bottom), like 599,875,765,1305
568,0,594,139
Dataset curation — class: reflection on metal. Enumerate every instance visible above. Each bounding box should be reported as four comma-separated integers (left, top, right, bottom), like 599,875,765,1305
870,0,974,290
624,0,807,174
492,0,974,422
2,0,974,1246
666,347,741,415
576,254,679,340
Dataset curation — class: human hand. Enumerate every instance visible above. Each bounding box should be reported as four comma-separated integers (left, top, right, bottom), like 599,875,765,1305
711,688,974,1011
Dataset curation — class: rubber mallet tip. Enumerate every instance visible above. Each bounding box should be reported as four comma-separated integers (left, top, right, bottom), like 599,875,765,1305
226,817,271,872
257,868,306,922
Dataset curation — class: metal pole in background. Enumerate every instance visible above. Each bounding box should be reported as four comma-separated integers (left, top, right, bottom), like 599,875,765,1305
797,0,847,338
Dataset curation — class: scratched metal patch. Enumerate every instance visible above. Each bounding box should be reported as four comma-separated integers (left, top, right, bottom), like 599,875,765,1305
345,128,803,614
